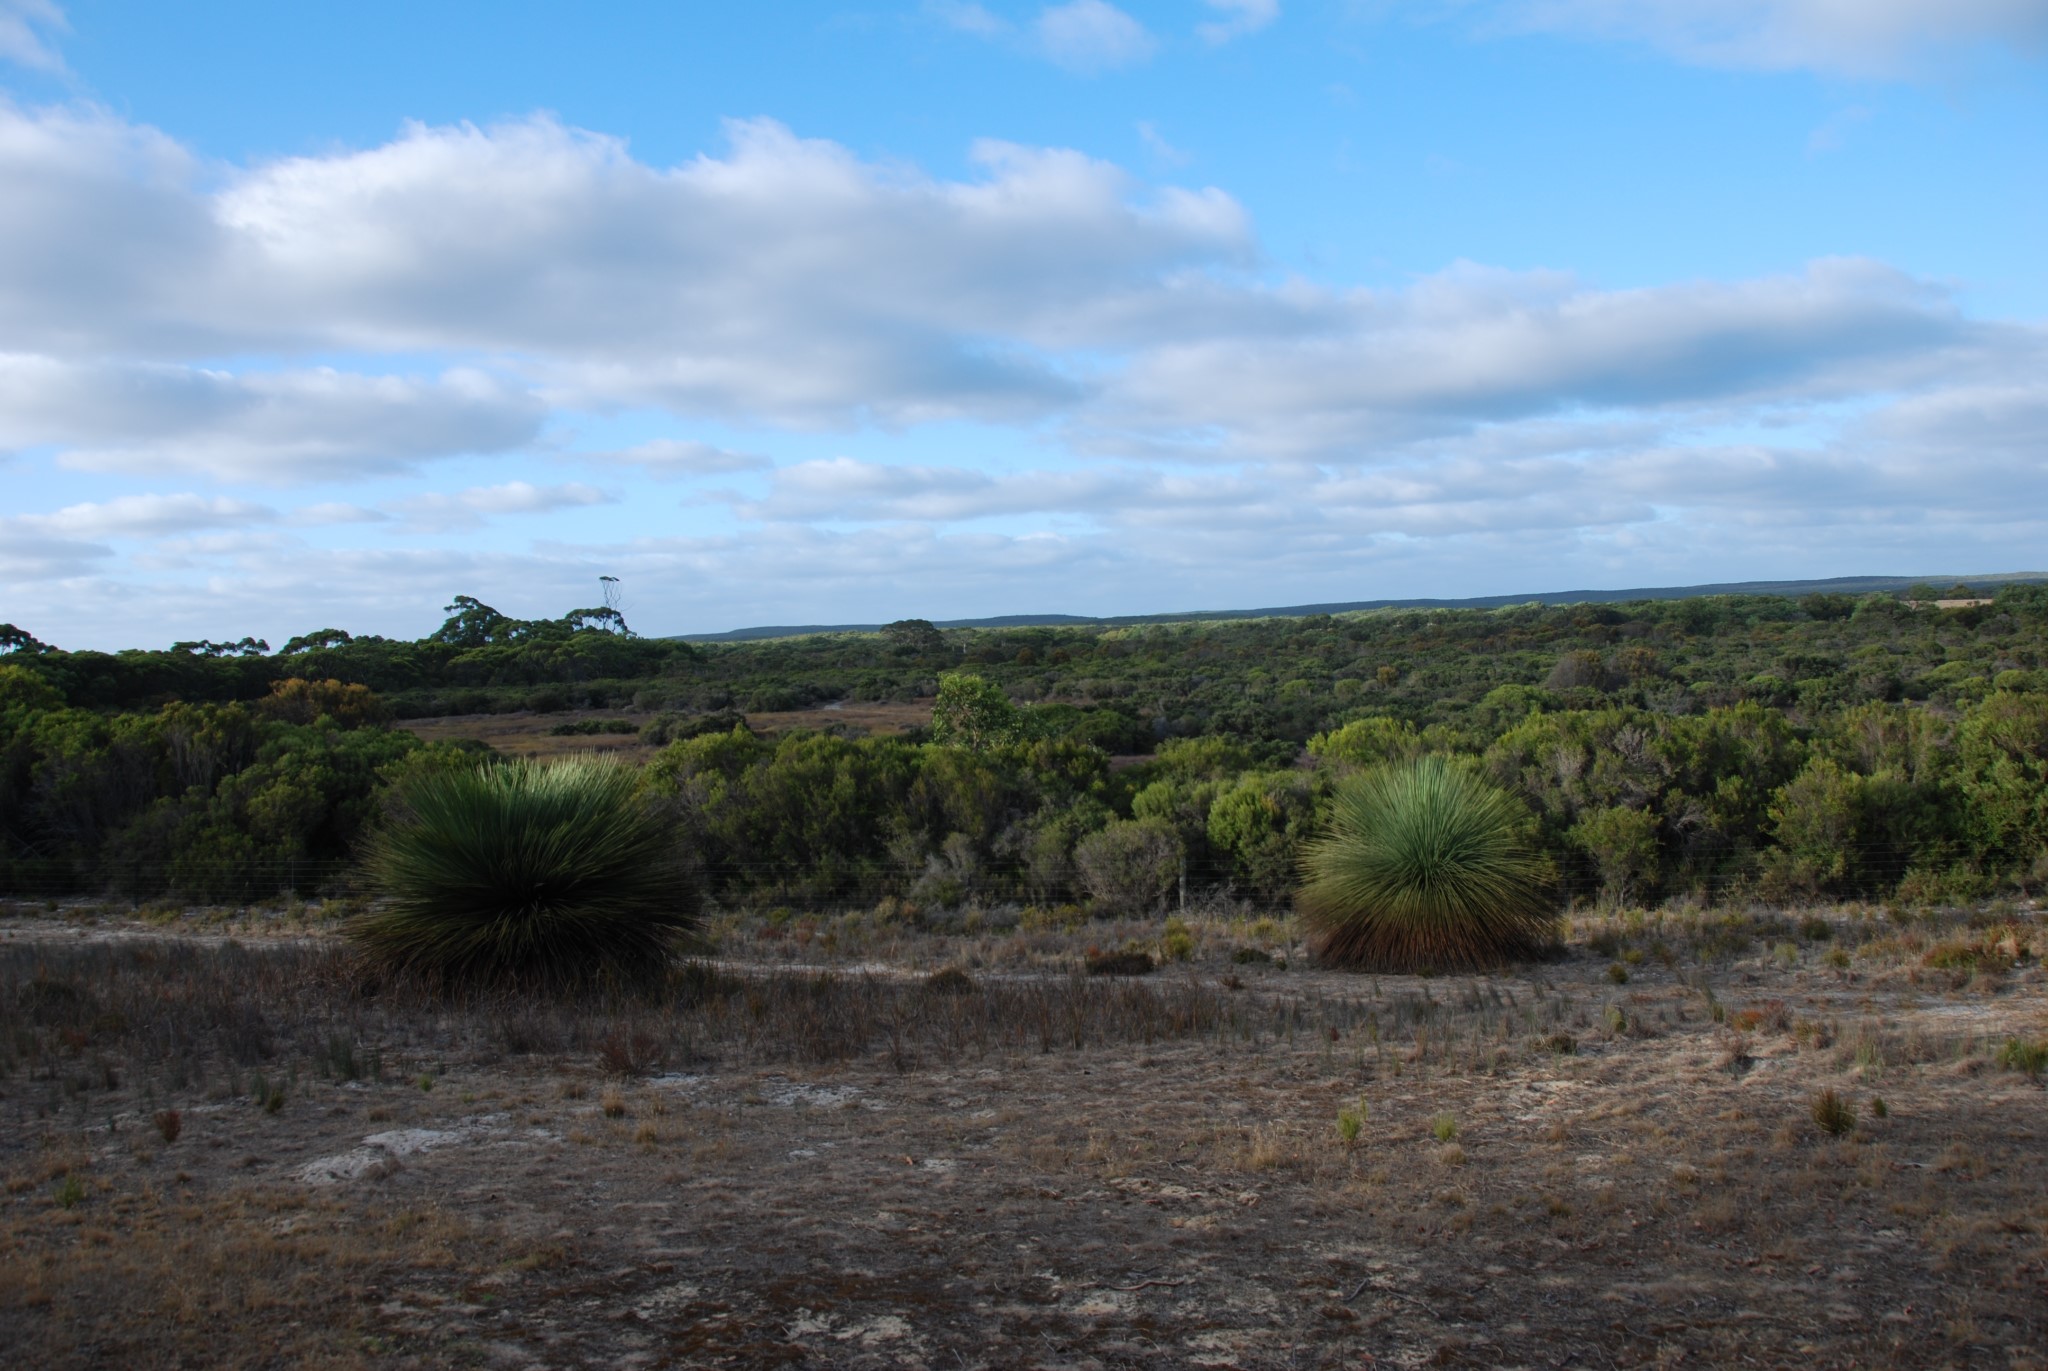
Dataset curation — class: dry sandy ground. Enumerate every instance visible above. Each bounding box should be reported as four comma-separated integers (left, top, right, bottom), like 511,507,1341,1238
2,905,2045,1369
397,702,933,760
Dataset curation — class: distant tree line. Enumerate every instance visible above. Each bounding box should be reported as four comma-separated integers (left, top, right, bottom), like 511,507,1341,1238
1,586,2045,909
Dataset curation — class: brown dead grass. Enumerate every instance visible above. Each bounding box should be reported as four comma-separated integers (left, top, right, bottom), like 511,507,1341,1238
2,900,2044,1368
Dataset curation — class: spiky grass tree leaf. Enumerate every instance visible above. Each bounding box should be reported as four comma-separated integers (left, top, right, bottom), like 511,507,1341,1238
1298,755,1552,971
351,755,696,990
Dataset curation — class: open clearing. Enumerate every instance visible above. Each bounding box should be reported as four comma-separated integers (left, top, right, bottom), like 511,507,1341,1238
2,902,2044,1369
397,701,935,761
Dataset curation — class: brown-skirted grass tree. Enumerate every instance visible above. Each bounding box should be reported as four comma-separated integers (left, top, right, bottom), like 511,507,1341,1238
1298,755,1553,971
351,755,696,991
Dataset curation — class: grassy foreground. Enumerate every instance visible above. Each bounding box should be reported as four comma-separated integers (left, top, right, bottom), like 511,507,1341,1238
1,898,2044,1369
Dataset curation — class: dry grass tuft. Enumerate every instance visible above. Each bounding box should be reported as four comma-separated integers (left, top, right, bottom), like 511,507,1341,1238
1811,1087,1857,1137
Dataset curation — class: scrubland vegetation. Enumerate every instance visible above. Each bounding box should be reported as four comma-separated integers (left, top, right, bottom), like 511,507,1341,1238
2,584,2046,1366
5,582,2048,915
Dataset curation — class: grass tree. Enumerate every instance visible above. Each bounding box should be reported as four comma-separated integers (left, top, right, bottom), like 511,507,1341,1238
352,755,696,990
1299,755,1553,971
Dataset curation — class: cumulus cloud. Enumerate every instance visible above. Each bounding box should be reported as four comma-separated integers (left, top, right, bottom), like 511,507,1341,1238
16,372,2039,638
0,525,106,580
583,438,772,478
1036,1,1156,72
1198,0,1281,45
1085,258,2033,459
731,456,1260,523
1490,0,2048,78
385,481,613,533
13,102,2025,475
0,107,1247,427
1853,380,2048,459
0,0,66,71
13,391,2048,645
30,492,275,538
0,491,281,581
0,354,545,482
289,502,390,527
5,98,2046,643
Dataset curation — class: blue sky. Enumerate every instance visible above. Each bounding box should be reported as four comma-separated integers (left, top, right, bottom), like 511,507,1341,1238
2,1,2044,648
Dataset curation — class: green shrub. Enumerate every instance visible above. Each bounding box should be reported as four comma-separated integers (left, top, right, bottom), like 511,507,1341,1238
351,755,696,990
1570,805,1662,905
1160,916,1196,962
1073,819,1182,917
1298,756,1552,971
1998,1038,2048,1078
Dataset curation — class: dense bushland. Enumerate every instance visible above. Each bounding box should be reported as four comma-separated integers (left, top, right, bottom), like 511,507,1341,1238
3,583,2047,911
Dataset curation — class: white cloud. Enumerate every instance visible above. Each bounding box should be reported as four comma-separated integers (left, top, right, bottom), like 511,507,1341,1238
385,480,613,533
3,100,2046,642
0,107,1247,427
1085,258,2030,459
0,354,545,482
926,0,1009,37
1198,0,1281,45
12,389,2048,643
32,492,275,538
1855,379,2048,458
24,103,2021,475
0,491,279,581
1492,0,2048,78
732,456,1261,523
1036,1,1156,72
581,438,773,478
0,0,65,71
289,502,390,527
0,525,105,579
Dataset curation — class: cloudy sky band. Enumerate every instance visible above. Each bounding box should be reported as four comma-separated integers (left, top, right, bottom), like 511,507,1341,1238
1,1,2043,646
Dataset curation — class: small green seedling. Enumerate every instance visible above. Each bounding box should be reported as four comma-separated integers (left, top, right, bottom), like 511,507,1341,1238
1337,1099,1369,1144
